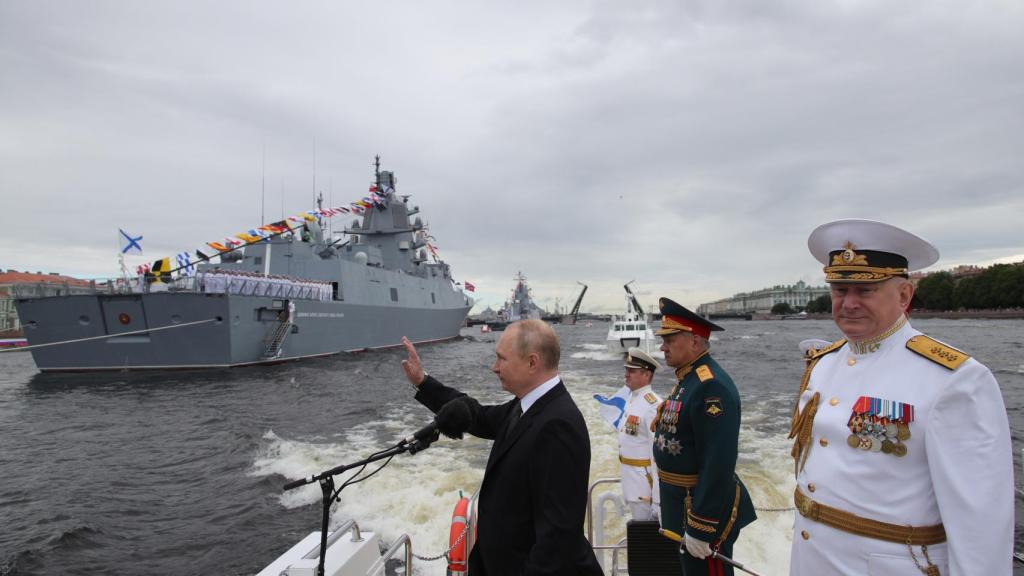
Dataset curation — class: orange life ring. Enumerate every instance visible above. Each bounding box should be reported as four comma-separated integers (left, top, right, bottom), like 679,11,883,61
447,496,471,575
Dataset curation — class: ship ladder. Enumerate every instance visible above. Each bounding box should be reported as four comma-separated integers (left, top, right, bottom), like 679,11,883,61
262,312,292,359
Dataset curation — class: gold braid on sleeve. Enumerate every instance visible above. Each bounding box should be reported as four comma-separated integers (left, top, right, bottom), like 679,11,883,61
788,356,823,477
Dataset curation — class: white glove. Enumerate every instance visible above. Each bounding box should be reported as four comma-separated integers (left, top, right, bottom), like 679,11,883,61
683,533,713,559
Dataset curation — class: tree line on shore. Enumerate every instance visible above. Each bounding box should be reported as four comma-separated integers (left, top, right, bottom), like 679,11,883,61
914,264,1024,311
777,263,1024,314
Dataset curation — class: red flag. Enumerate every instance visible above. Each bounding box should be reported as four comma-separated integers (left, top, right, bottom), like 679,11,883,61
464,281,476,292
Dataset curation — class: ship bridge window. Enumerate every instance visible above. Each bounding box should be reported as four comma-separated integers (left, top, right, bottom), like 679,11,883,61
253,257,263,265
390,287,399,302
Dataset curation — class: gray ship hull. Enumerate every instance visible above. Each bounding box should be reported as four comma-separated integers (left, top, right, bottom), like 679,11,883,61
17,292,470,371
15,161,475,372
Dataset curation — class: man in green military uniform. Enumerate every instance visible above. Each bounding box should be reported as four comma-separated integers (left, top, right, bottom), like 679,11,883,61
653,297,756,575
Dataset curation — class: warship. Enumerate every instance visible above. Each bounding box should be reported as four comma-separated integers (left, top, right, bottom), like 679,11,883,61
486,271,543,331
14,160,473,371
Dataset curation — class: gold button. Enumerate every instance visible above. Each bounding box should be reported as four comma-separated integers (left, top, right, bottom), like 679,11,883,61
847,358,856,366
808,483,816,492
801,530,810,540
829,397,839,406
819,438,829,447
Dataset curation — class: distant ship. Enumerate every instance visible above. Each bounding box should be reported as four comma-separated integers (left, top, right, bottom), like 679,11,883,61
486,271,543,331
605,281,655,354
15,159,473,371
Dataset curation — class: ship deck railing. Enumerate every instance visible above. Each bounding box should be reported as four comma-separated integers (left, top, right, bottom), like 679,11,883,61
12,275,334,301
12,277,197,298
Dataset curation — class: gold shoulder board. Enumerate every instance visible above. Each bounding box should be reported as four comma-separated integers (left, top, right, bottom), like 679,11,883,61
696,365,714,382
644,392,658,404
906,335,970,370
810,338,847,359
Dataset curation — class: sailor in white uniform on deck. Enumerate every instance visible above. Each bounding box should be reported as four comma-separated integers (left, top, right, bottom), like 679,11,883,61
789,219,1013,576
618,347,662,521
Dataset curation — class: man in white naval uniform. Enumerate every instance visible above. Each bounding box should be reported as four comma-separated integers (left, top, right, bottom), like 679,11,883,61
789,219,1013,576
617,347,662,520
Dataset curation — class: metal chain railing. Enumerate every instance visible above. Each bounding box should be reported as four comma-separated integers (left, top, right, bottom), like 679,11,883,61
411,523,469,562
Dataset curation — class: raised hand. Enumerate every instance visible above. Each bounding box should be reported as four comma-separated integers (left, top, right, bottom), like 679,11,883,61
400,336,425,386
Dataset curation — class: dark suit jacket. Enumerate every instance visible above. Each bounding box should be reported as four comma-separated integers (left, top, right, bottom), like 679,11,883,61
416,375,602,576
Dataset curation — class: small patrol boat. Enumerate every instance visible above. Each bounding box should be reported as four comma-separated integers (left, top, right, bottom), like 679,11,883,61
605,282,655,355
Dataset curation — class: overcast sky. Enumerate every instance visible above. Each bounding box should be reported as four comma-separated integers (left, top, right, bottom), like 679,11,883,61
2,0,1022,313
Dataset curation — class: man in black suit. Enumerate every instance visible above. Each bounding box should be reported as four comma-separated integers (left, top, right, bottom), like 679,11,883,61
400,319,602,576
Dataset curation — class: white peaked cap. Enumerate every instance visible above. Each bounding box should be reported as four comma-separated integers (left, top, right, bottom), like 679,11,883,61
808,219,940,272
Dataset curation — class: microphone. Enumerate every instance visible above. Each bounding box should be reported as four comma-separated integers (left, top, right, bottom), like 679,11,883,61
401,397,475,447
437,396,475,439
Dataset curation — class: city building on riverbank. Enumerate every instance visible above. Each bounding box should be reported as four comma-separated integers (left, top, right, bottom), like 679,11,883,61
697,280,829,316
910,264,987,282
0,270,94,335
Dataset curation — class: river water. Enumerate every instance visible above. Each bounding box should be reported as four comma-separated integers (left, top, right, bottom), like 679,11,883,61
1,318,1022,575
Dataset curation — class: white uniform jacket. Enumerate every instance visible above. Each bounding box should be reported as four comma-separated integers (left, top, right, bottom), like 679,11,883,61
790,320,1013,575
617,384,661,506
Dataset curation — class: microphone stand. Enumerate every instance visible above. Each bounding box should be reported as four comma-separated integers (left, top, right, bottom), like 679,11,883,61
282,431,439,576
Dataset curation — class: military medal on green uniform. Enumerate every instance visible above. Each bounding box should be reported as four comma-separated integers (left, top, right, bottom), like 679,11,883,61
660,399,681,434
846,396,914,457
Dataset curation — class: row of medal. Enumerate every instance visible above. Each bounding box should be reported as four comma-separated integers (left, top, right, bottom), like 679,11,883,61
846,396,914,457
623,415,641,436
657,399,684,434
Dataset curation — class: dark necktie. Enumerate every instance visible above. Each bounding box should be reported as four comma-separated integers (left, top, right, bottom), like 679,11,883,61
507,401,523,433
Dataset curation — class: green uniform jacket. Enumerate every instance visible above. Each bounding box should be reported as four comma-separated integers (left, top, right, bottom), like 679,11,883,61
653,351,756,543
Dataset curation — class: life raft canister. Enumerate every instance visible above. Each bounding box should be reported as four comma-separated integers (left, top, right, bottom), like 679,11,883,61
447,496,471,576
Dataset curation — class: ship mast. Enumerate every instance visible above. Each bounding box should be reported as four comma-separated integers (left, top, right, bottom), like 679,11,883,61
316,191,324,230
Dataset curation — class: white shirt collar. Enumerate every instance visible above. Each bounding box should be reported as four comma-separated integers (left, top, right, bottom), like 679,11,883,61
520,374,561,414
629,384,652,398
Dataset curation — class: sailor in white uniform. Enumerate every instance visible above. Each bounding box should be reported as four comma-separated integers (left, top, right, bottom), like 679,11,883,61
618,347,662,520
789,219,1013,576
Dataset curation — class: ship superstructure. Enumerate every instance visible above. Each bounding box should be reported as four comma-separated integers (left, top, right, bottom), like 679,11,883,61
15,160,473,371
498,271,543,323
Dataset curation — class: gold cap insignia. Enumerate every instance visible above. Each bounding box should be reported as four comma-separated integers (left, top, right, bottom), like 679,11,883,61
832,242,869,266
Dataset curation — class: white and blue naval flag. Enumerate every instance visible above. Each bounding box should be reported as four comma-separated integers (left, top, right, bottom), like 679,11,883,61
119,229,143,254
593,385,631,429
176,252,194,276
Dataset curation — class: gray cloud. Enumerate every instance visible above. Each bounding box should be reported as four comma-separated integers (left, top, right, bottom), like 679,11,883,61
2,0,1021,312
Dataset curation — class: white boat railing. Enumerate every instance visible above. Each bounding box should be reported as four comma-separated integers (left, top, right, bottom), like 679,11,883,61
303,519,364,561
587,477,628,576
368,533,413,576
